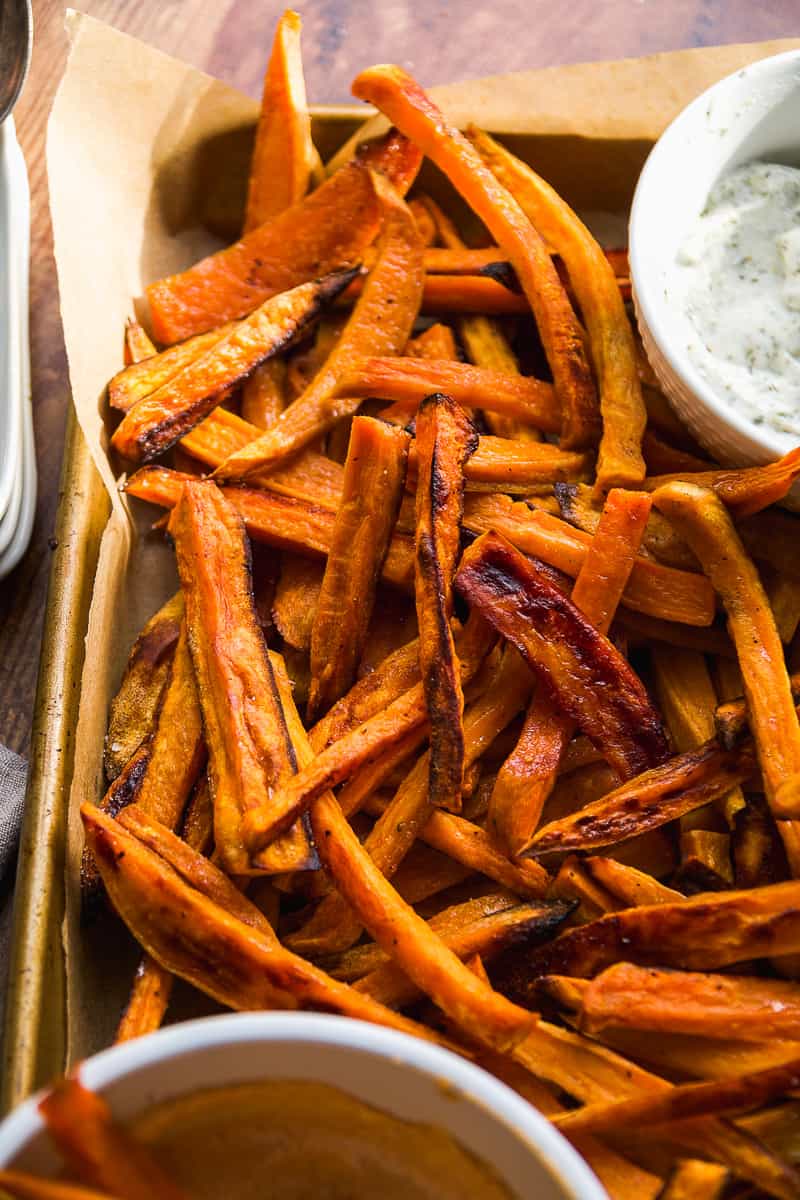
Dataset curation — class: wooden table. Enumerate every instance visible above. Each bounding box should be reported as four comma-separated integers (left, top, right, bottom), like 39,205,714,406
0,0,795,755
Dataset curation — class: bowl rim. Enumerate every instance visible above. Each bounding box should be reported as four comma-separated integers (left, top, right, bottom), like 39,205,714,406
0,1011,608,1199
629,47,800,464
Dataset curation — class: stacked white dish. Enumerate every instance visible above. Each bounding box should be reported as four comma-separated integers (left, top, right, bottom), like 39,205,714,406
0,115,34,580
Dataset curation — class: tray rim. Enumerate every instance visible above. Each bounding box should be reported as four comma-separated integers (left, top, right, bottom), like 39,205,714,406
0,102,369,1117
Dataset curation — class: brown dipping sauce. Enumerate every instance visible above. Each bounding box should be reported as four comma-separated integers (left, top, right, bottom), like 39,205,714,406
130,1079,516,1200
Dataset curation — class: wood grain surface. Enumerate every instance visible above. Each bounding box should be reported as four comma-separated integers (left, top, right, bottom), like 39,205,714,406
0,0,796,756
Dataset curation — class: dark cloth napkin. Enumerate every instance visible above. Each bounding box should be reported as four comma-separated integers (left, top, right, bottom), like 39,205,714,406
0,744,27,1039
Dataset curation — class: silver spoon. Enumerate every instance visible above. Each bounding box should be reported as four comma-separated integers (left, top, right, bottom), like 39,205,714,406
0,0,32,124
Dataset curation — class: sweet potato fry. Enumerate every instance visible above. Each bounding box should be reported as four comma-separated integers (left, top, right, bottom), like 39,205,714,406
308,416,411,719
715,674,800,749
354,899,571,1009
335,356,559,432
414,393,478,811
530,739,753,858
240,358,287,430
286,644,536,957
327,892,518,980
646,448,800,519
415,808,549,897
495,880,800,991
243,10,314,231
38,1078,190,1200
456,531,669,780
114,270,355,461
310,633,423,749
654,482,800,875
431,436,591,493
273,679,534,1051
103,593,183,781
133,622,205,830
352,66,599,450
580,963,800,1042
108,323,238,412
82,803,446,1044
124,317,156,366
272,554,325,651
462,495,716,627
654,1162,731,1200
469,127,644,488
0,1173,119,1200
115,777,214,1044
406,321,458,359
180,409,344,506
556,480,700,571
146,160,382,343
582,858,683,908
549,856,618,922
408,196,438,245
169,480,315,874
555,1054,800,1135
618,609,735,658
353,126,423,197
489,489,651,855
126,467,417,590
213,173,424,481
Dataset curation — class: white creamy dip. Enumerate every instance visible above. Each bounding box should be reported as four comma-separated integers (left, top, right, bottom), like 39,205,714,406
677,161,800,438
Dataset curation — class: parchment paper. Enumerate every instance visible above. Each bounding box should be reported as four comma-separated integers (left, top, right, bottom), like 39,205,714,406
47,10,800,1063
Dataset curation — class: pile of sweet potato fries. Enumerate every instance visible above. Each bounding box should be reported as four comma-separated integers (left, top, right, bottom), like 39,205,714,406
40,11,800,1200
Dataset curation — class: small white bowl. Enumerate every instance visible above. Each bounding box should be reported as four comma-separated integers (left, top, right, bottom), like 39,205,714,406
630,50,800,473
0,1012,607,1200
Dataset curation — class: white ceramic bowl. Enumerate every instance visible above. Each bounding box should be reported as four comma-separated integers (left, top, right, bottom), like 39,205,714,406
629,49,800,475
0,1013,607,1199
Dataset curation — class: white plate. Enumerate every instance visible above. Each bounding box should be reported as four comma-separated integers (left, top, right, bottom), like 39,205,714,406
0,115,34,579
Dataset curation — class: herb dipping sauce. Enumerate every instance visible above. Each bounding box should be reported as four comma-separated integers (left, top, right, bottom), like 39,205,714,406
677,161,800,438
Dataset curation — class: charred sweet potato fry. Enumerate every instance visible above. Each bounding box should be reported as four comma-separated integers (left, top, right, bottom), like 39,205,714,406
456,531,669,780
274,678,535,1051
113,270,355,462
244,612,494,858
529,739,753,857
414,393,478,811
469,127,644,489
81,803,446,1044
352,66,599,450
108,324,237,412
495,880,800,990
354,899,572,1009
213,174,424,481
462,495,716,627
353,126,423,197
489,489,651,855
243,10,314,231
580,962,800,1042
646,448,800,519
103,593,182,781
308,416,411,720
555,1053,800,1135
169,480,315,874
146,160,382,343
654,482,800,875
133,623,205,830
335,356,559,432
38,1078,190,1200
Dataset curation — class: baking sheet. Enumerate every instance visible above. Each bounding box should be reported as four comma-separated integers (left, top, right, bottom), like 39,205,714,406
7,10,800,1101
